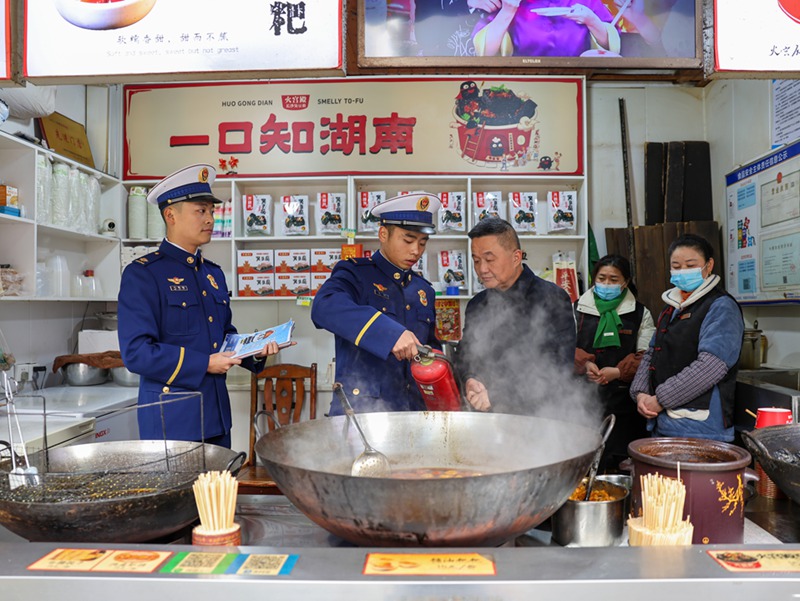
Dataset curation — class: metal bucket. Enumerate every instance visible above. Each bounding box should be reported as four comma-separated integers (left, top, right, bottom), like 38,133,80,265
551,479,628,547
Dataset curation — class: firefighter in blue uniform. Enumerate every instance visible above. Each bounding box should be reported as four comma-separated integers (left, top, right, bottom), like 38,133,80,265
118,164,281,448
311,193,442,415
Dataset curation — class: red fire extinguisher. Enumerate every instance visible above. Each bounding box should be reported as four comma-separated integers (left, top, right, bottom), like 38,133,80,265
411,345,462,411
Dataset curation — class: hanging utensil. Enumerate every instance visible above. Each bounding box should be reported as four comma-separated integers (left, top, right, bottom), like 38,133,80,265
584,414,616,501
610,0,633,28
333,382,391,478
2,371,39,489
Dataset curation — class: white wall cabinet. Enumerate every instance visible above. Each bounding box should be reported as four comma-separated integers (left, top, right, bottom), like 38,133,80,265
0,131,124,303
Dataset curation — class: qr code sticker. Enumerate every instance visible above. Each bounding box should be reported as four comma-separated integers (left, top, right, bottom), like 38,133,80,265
237,554,290,575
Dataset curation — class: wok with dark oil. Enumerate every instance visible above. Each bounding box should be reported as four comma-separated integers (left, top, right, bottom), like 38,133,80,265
255,411,602,547
0,440,245,543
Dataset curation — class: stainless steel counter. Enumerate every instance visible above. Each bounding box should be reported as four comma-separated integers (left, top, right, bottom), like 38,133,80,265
1,495,797,601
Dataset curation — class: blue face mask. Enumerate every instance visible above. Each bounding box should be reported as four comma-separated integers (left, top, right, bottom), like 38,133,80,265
594,283,622,301
670,267,705,292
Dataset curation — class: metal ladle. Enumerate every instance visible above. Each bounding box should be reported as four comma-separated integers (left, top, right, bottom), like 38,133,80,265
333,383,391,478
583,414,616,501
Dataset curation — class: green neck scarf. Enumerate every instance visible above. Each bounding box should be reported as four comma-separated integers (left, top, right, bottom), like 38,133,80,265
593,293,625,349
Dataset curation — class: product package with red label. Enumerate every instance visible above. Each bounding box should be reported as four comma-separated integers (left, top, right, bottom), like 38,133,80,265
411,254,429,282
547,190,577,233
281,195,309,236
472,191,505,223
237,249,274,274
316,192,345,235
438,191,466,233
238,273,275,297
358,191,385,233
275,272,311,296
554,250,579,303
438,250,466,288
243,194,272,236
311,248,342,272
508,191,537,233
274,249,310,273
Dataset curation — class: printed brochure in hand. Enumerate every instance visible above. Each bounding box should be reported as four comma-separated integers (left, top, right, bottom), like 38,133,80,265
220,319,295,358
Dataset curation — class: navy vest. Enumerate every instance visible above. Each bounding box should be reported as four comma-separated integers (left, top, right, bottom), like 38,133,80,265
650,287,738,426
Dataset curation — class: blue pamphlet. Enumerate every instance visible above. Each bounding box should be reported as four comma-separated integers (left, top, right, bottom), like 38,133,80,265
220,319,295,358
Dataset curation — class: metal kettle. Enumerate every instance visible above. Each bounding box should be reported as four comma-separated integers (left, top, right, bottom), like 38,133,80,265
740,320,768,369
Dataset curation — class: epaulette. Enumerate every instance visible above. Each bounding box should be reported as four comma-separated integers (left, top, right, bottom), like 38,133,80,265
203,256,221,268
347,257,374,266
133,251,164,266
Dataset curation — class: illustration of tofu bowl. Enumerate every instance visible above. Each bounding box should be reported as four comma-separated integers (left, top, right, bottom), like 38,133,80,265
54,0,157,30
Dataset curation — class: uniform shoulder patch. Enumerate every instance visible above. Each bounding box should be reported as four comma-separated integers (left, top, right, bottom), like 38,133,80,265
411,271,432,286
134,252,164,266
347,257,373,266
203,257,221,268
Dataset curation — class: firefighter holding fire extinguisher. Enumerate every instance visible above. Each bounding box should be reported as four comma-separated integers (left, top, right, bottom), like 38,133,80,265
311,193,445,415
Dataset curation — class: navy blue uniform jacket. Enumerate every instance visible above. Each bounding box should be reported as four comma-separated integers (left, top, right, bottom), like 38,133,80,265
311,251,438,415
118,241,262,441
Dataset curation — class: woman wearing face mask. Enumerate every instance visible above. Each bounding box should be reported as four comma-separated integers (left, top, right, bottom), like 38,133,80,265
629,234,743,442
574,254,655,472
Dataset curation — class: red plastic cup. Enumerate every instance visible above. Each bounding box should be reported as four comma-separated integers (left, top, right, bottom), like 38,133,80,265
755,407,793,428
779,0,800,23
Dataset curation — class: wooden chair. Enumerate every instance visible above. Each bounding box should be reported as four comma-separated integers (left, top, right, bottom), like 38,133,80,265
237,363,317,495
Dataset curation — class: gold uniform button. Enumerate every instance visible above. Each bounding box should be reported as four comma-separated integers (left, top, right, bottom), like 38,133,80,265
187,257,195,264
382,307,387,312
353,388,360,395
181,301,187,307
208,316,213,322
393,273,400,280
202,290,207,296
406,304,411,310
162,386,170,393
213,342,218,349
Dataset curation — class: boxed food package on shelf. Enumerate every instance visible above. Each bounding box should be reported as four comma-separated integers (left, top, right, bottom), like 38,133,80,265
280,194,309,236
438,250,466,288
311,272,331,295
438,192,466,233
238,273,275,297
316,192,345,235
509,192,537,233
0,184,19,207
275,272,311,296
472,264,485,293
274,249,310,273
358,190,384,233
243,194,272,236
311,248,342,272
473,191,504,222
237,249,274,274
547,190,577,232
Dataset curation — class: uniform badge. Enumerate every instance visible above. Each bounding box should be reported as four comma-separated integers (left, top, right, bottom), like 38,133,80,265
167,277,184,285
199,166,210,183
417,196,430,211
418,290,428,306
373,282,389,299
207,274,219,290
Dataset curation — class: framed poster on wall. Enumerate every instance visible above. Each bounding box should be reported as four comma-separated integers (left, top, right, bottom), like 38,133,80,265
24,0,342,82
123,76,585,180
715,0,800,73
726,140,800,304
358,0,701,69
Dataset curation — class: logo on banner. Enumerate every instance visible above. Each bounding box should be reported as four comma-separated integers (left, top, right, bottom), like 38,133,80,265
282,95,310,110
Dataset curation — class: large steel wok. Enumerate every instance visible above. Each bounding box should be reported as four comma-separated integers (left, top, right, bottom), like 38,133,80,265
255,411,601,547
0,440,244,543
742,424,800,505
